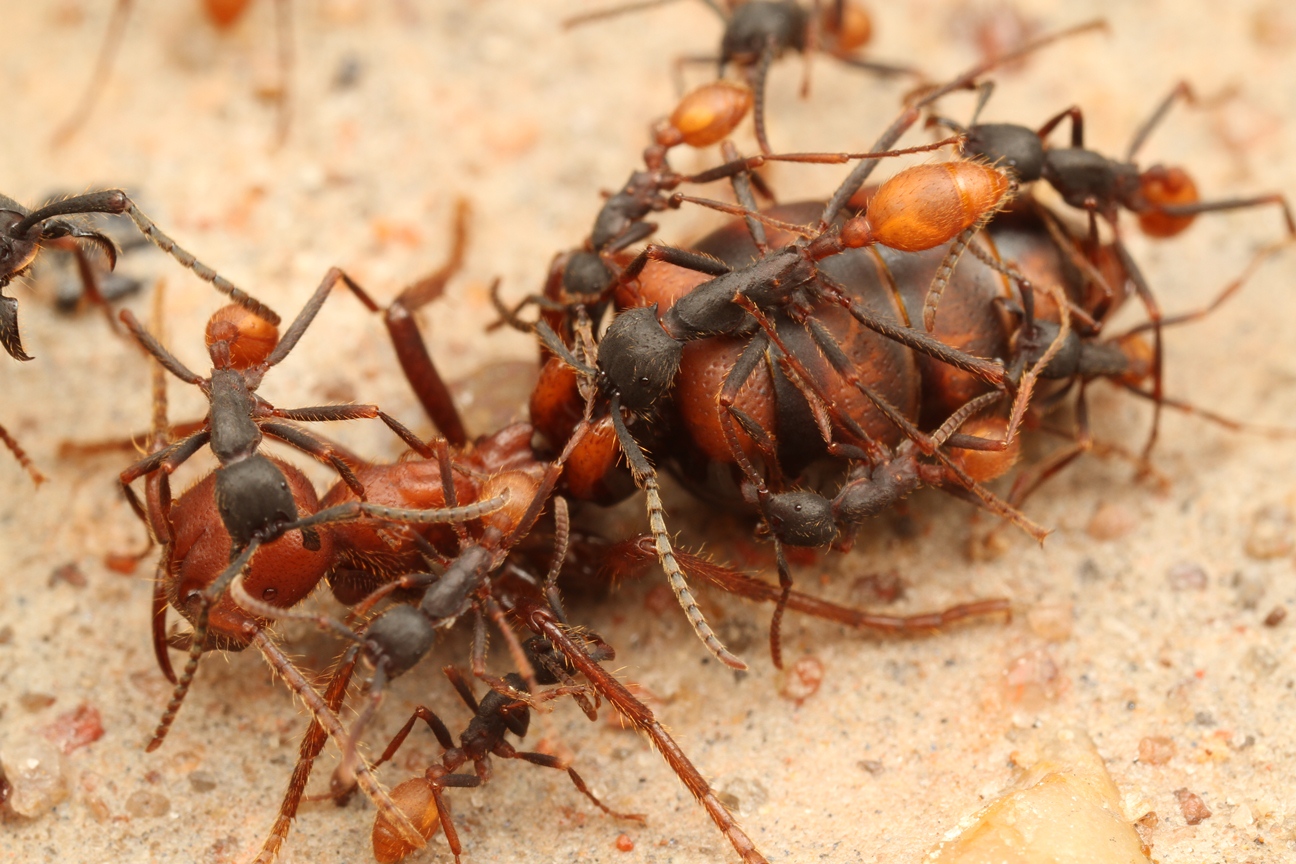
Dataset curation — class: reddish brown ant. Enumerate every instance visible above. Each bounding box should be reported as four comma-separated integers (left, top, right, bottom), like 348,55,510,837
565,1,918,153
927,79,1296,462
368,648,645,864
51,0,293,147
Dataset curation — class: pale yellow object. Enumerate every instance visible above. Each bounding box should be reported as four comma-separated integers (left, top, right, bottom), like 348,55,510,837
928,729,1150,864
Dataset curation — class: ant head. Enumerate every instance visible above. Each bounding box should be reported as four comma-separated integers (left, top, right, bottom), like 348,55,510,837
362,604,436,680
167,457,333,643
0,209,42,284
722,1,809,65
562,251,615,297
1136,165,1199,237
598,305,683,413
205,303,280,369
655,81,753,149
765,490,836,547
962,123,1046,183
819,0,872,53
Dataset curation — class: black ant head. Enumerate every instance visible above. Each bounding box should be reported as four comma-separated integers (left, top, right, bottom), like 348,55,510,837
212,454,299,549
598,305,682,413
0,208,41,286
363,604,435,680
562,250,616,297
765,490,836,547
962,123,1046,183
722,1,809,65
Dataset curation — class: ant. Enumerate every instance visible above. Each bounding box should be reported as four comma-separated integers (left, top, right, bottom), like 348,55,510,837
51,0,293,147
125,285,504,854
565,1,917,154
927,79,1296,462
367,645,645,864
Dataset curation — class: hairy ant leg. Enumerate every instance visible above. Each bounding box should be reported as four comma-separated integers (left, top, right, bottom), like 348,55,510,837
0,423,45,486
608,535,1011,634
252,649,358,864
502,579,768,864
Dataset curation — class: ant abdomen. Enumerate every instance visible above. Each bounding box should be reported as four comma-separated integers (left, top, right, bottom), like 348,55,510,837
843,162,1013,253
372,777,441,864
168,455,332,641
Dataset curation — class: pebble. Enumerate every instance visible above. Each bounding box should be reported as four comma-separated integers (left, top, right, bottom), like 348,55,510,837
125,789,171,819
0,739,70,818
1137,736,1176,765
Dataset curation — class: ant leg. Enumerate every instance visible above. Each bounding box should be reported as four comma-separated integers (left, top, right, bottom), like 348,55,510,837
544,496,572,622
0,423,45,486
559,0,691,29
1036,105,1085,147
811,273,1007,386
749,37,778,155
50,0,133,146
508,749,647,823
475,599,543,701
281,495,512,536
258,422,367,496
663,540,1012,632
1120,239,1290,337
1154,193,1296,237
713,333,797,668
269,405,435,459
607,394,748,670
146,536,264,752
721,140,770,253
344,203,470,445
1109,234,1163,465
118,310,205,384
373,706,458,774
522,602,768,864
1005,385,1093,508
615,242,732,288
1125,81,1193,161
260,267,368,368
252,650,358,864
1119,385,1296,439
250,631,427,853
922,184,1015,332
19,192,280,324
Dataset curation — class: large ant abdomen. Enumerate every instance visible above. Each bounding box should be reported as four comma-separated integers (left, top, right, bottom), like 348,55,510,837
168,457,332,645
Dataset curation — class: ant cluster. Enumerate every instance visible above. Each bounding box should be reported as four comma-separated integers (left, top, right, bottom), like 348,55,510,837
2,4,1293,863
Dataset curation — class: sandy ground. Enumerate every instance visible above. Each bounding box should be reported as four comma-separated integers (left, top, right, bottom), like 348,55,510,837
1,1,1295,863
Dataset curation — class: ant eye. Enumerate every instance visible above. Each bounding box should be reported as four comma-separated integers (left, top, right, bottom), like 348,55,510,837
184,589,202,604
262,587,278,602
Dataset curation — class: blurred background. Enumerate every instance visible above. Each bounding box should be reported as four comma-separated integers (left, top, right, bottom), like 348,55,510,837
1,1,1295,862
